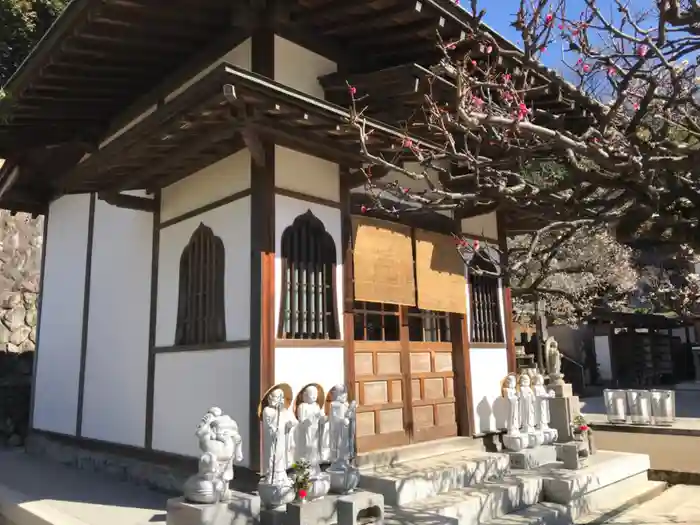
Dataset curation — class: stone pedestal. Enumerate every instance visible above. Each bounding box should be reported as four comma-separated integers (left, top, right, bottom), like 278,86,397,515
260,490,383,525
550,393,580,443
503,433,527,452
166,493,261,525
507,445,557,469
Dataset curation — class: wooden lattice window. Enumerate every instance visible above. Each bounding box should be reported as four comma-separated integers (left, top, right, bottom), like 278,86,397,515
468,270,504,344
407,307,452,342
353,301,400,341
278,211,339,339
175,223,226,346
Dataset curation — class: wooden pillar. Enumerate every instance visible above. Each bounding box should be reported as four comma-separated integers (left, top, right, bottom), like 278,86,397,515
497,210,517,374
248,25,275,472
340,174,356,395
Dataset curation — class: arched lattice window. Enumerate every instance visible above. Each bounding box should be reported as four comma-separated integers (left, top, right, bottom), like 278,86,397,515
175,223,226,346
278,210,339,339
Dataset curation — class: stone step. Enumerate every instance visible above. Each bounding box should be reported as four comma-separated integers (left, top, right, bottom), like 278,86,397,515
538,451,651,504
359,449,510,506
390,472,543,525
357,437,484,470
571,473,667,524
484,503,569,525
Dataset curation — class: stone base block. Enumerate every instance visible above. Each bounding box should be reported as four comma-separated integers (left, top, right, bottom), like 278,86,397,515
551,383,572,398
555,442,586,470
503,434,527,452
508,445,557,469
166,492,261,525
337,490,384,525
260,491,383,525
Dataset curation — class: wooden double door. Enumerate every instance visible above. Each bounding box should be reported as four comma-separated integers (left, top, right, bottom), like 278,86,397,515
353,305,463,452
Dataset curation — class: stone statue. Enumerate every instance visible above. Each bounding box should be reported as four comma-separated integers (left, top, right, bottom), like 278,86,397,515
503,374,520,436
261,388,297,485
296,385,327,474
183,407,244,504
327,384,360,494
533,374,558,444
518,374,536,434
532,374,554,428
501,374,526,451
545,336,562,380
329,384,354,466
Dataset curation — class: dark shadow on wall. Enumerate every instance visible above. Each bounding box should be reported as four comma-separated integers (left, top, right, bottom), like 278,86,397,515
0,351,33,445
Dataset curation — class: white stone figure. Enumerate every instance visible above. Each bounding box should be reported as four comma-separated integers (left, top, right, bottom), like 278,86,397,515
327,384,360,494
183,407,244,504
261,388,297,485
504,375,520,436
329,384,353,466
545,336,563,383
296,385,327,472
533,374,558,444
501,375,526,452
518,374,543,447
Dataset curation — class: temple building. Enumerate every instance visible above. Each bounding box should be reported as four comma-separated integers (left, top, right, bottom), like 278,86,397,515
0,0,593,481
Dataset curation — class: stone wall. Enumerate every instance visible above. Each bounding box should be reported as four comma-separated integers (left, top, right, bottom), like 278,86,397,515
0,211,42,446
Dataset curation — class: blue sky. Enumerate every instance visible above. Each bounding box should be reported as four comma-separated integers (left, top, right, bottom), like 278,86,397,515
474,0,608,70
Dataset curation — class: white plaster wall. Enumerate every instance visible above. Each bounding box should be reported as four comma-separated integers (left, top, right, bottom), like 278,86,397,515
160,149,251,223
166,38,252,103
274,194,343,339
33,194,92,435
274,36,337,99
274,347,345,401
461,212,499,241
80,199,152,446
152,348,250,464
470,347,509,434
594,335,613,381
275,147,340,202
156,198,251,346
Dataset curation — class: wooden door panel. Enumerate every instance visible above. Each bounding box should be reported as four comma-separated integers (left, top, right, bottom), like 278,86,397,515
409,342,458,442
354,341,411,451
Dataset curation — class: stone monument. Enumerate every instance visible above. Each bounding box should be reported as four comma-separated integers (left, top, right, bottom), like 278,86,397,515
259,383,298,509
166,409,261,525
259,384,383,525
544,336,581,442
295,383,331,500
326,384,360,494
502,374,557,469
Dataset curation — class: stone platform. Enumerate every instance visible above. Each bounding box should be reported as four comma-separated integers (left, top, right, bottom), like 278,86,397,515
363,441,664,525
